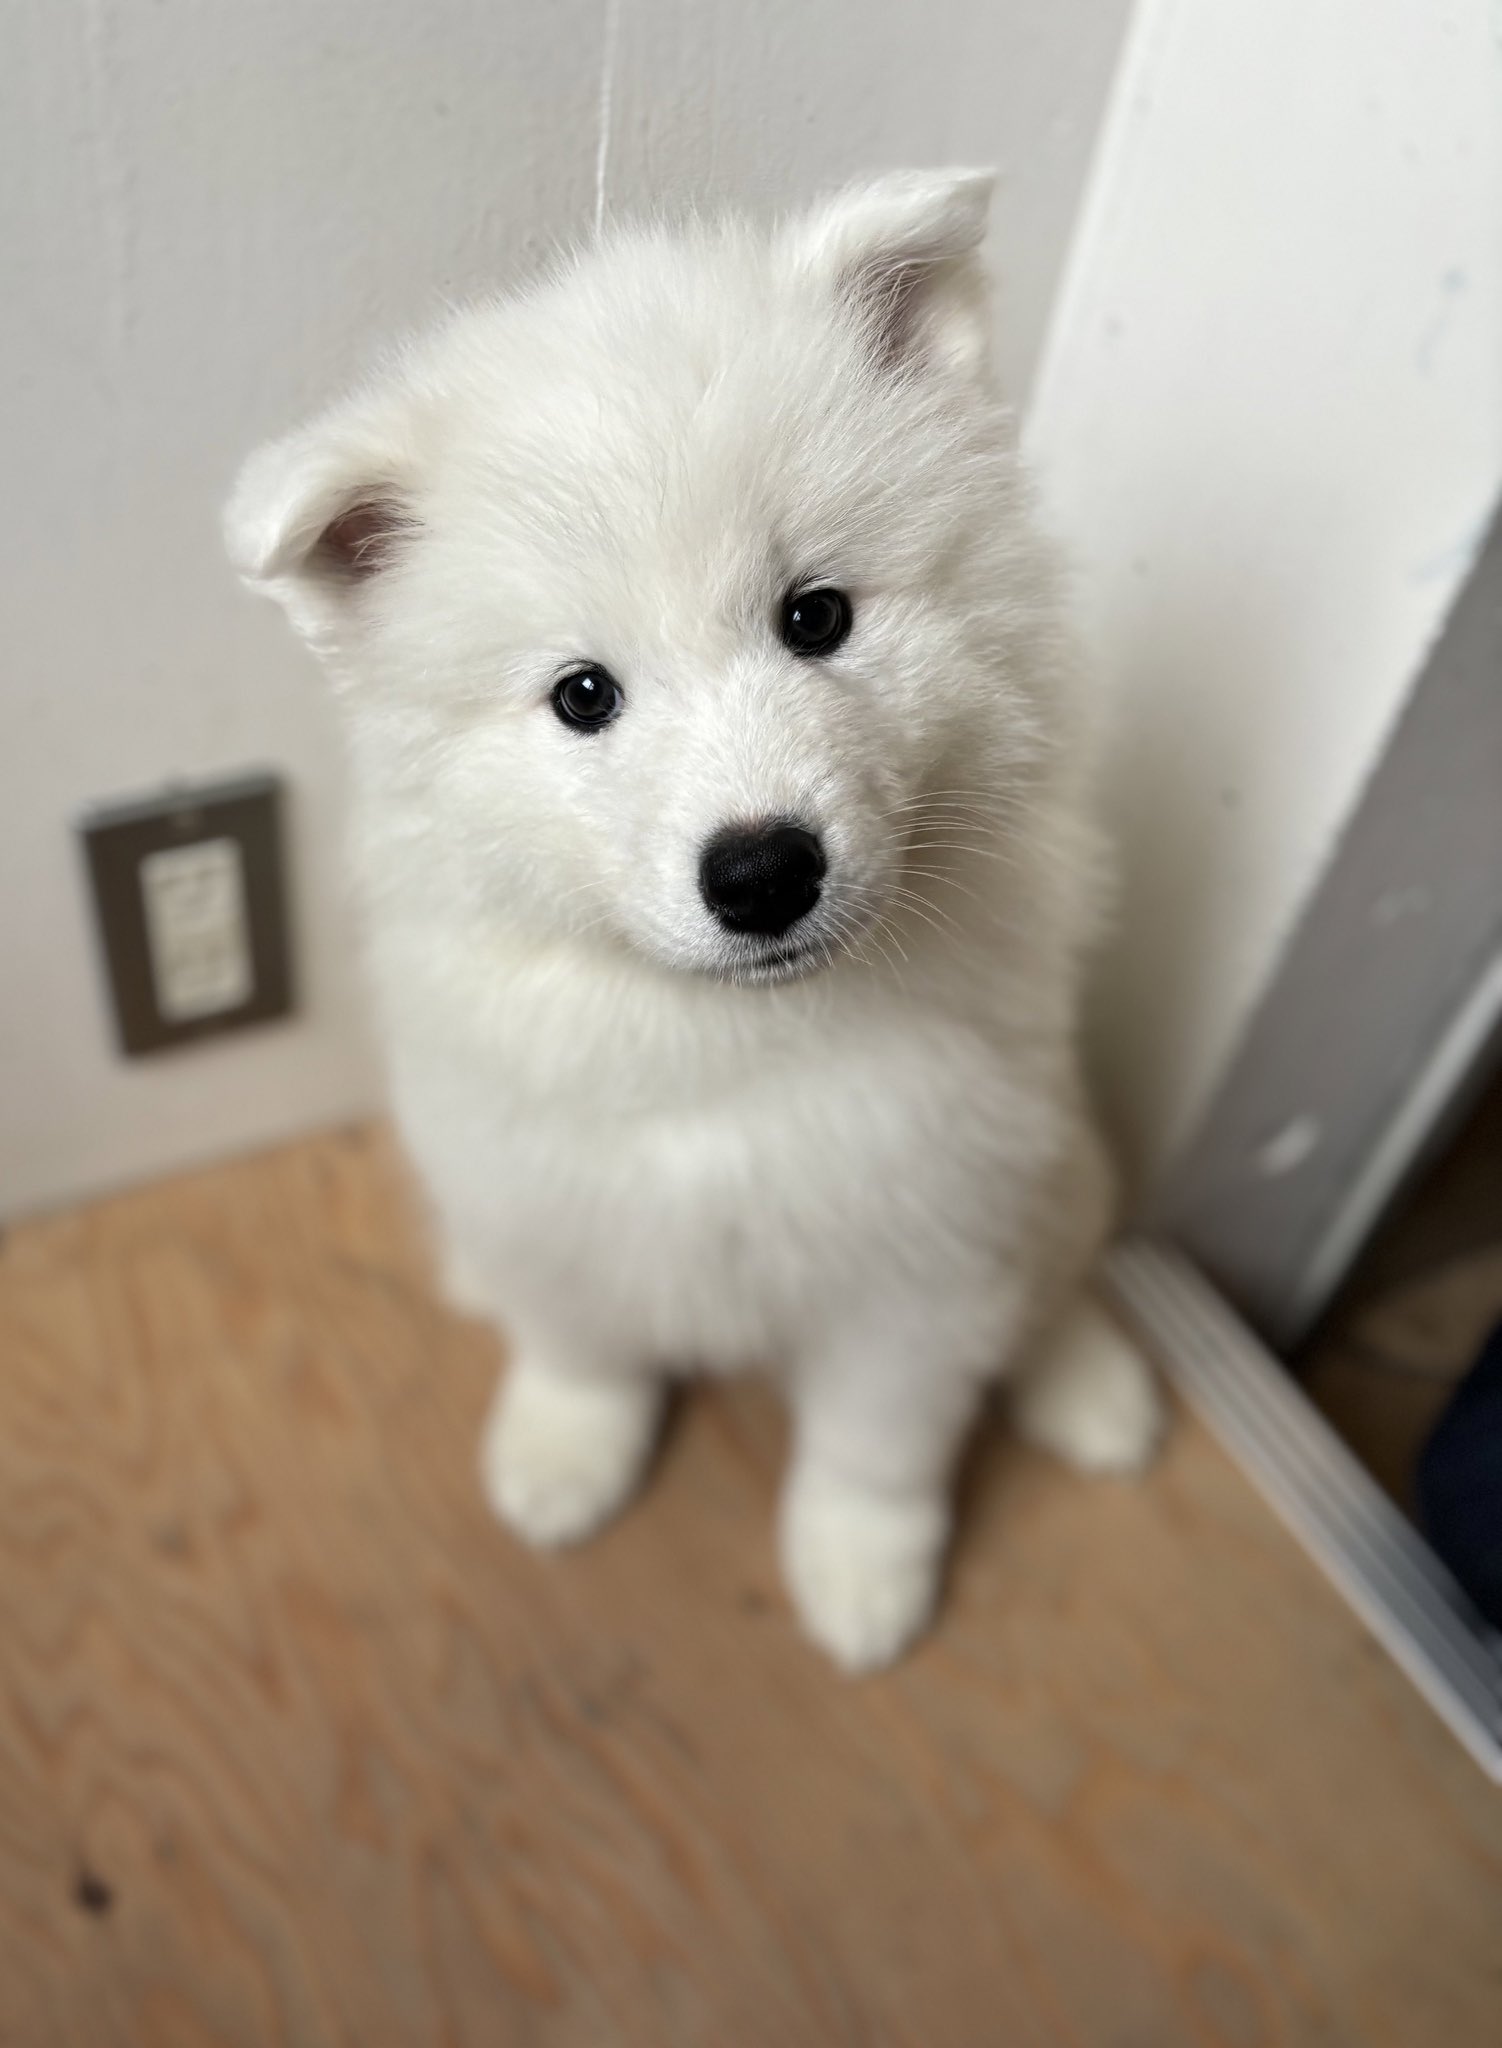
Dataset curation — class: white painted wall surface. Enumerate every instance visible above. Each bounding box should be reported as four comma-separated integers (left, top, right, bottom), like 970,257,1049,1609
1027,0,1502,1183
1,0,1130,1219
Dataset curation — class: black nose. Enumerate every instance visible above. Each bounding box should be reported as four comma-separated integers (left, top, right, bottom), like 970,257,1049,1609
699,822,826,937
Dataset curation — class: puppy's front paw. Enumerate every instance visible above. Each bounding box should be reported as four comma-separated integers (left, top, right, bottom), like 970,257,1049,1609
480,1367,661,1548
780,1468,949,1674
1013,1296,1165,1475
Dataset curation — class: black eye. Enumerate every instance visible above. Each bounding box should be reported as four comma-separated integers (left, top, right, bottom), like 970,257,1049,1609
780,586,852,658
551,667,622,730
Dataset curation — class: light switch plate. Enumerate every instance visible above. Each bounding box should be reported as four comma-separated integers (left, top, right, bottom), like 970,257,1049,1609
79,772,293,1056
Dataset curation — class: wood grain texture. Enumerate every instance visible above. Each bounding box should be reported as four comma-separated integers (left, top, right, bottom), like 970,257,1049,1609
2,1126,1500,2048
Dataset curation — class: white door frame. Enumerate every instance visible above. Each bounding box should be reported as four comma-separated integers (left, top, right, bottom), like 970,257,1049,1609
1112,524,1502,1781
1024,0,1502,1774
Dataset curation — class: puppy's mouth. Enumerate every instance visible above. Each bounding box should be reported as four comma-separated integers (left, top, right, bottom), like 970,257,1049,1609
718,920,856,986
637,923,846,988
732,940,823,985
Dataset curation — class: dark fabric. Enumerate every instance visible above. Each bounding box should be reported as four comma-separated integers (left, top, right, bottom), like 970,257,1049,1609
1416,1318,1502,1629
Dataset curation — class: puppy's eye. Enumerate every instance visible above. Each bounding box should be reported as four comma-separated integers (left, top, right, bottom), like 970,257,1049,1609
780,587,852,658
551,667,622,730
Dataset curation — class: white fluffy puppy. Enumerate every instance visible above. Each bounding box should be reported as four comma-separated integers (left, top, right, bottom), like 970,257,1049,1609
228,170,1162,1671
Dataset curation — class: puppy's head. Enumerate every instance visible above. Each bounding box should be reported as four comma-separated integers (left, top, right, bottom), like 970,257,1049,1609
229,170,1038,984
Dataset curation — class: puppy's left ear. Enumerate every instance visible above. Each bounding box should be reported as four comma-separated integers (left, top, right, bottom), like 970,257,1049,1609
785,168,996,376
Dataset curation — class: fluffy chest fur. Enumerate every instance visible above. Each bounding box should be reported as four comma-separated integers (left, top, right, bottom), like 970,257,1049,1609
367,872,1072,1367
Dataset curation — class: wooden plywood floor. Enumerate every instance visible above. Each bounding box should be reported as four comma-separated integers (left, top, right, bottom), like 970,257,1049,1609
2,1128,1500,2048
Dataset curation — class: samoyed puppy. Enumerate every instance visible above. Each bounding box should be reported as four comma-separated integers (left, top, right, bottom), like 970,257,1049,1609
227,170,1162,1671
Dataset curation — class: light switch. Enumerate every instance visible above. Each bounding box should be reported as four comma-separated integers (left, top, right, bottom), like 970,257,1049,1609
140,837,255,1021
79,773,292,1056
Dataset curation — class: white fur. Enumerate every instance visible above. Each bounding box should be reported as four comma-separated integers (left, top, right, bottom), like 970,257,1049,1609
227,171,1162,1670
1012,1298,1166,1475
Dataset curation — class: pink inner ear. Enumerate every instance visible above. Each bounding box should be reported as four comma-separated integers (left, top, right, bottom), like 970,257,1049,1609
315,498,408,579
863,257,934,368
840,246,984,377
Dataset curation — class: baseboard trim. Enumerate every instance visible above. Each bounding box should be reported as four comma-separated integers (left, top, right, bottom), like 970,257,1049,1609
1102,1234,1502,1781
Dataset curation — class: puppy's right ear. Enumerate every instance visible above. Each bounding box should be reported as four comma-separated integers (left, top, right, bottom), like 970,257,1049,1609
225,380,421,645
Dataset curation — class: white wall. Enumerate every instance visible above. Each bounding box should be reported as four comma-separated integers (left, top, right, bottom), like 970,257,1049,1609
1028,0,1502,1183
0,0,1130,1219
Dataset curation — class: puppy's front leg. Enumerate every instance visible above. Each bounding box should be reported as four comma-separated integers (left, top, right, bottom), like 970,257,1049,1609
779,1314,992,1673
1011,1293,1164,1475
480,1348,664,1549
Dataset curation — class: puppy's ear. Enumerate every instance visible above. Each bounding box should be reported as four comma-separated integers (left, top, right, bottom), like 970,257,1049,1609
225,378,422,643
786,168,996,376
